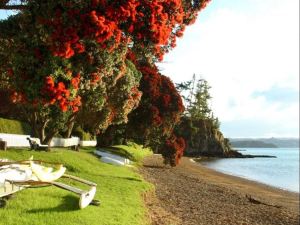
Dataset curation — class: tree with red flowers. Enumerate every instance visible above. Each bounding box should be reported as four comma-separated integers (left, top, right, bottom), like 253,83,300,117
1,0,211,68
0,14,141,144
128,62,186,166
163,135,186,166
75,60,142,134
98,61,186,166
0,0,211,61
127,62,184,146
0,0,210,145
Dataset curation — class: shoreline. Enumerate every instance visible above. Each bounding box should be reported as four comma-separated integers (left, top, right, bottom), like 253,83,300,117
190,157,299,194
140,155,299,225
184,157,299,213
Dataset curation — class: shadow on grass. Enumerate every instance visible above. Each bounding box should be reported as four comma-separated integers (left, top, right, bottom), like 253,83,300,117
89,173,143,182
26,195,79,213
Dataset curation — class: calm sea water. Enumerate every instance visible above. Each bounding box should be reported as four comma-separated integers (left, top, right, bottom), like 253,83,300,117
200,148,299,192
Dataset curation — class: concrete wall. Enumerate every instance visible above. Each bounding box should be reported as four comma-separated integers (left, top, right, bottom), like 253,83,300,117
0,133,30,147
79,140,97,147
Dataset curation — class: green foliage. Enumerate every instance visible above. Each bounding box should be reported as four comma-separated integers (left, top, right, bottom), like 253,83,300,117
0,12,142,144
176,76,221,126
71,126,93,141
76,58,142,135
0,117,31,134
174,77,230,155
96,125,127,147
97,141,152,165
112,142,153,164
188,77,212,120
0,0,211,148
126,60,142,81
212,116,221,129
0,148,152,225
98,62,185,165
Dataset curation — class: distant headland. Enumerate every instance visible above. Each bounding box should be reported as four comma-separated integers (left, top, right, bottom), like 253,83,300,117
229,138,299,148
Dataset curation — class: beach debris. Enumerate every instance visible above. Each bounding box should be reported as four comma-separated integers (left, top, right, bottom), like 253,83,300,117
0,157,99,209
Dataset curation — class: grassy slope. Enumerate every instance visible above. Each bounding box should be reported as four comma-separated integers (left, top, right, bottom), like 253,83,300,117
0,147,153,225
99,143,153,165
0,118,31,135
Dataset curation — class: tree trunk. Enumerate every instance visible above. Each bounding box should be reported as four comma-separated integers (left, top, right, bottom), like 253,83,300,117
31,120,39,138
42,130,58,151
64,114,76,138
29,115,53,150
65,121,74,138
29,112,39,138
38,119,49,142
38,126,45,143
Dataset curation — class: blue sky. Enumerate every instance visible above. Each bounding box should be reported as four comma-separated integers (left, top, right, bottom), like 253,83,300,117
159,0,299,138
1,1,299,138
0,9,16,20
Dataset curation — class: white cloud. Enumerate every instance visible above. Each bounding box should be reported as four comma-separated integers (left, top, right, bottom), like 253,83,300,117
159,0,299,137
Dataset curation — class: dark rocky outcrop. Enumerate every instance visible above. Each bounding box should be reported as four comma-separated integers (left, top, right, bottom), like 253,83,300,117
176,118,275,158
176,118,231,157
186,120,231,157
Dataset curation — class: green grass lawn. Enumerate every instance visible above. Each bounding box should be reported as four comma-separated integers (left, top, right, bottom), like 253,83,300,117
0,146,153,225
98,142,153,165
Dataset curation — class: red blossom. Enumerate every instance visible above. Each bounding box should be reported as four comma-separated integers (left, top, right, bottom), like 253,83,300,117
73,42,85,54
163,135,186,166
38,0,211,60
71,74,81,89
41,75,81,113
7,68,14,76
90,73,101,85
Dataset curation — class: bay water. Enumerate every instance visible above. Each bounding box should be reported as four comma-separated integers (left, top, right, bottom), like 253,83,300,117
200,148,299,192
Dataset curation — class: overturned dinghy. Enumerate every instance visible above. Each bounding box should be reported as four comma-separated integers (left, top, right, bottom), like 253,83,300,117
30,161,66,182
0,160,28,197
0,158,98,209
49,174,98,209
95,150,131,166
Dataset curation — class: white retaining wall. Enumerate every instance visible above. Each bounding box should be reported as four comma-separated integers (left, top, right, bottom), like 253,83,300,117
79,140,97,147
0,133,30,147
0,133,94,147
50,137,80,147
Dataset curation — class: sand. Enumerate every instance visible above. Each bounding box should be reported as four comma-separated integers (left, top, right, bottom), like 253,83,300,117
140,155,299,225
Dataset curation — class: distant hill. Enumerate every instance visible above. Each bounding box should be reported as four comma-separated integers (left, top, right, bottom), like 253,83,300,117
229,138,299,148
230,140,278,148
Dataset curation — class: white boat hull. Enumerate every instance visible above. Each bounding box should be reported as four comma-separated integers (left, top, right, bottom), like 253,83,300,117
0,182,23,198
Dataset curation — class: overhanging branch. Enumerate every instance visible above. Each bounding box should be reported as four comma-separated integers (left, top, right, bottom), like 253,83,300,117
0,5,27,10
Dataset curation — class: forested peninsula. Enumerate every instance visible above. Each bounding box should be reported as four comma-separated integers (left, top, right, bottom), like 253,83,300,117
230,140,278,148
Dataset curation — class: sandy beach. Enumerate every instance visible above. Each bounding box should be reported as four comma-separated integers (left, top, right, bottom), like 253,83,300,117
140,155,299,225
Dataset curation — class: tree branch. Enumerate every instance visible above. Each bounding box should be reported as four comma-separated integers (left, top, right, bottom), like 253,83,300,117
0,5,27,10
0,78,9,82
